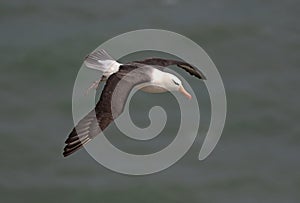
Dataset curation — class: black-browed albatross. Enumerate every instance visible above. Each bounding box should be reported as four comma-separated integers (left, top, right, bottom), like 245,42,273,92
63,50,206,157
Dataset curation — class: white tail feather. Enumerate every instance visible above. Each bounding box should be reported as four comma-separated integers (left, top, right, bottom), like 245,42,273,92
84,50,121,75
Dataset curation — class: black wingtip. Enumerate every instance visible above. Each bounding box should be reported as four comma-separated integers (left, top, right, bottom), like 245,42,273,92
63,130,88,157
63,142,83,157
193,67,207,80
195,69,206,80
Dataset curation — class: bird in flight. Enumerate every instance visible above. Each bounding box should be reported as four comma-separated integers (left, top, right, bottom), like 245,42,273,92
63,50,206,157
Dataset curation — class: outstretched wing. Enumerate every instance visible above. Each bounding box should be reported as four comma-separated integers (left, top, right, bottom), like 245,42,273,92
63,65,151,157
133,58,206,80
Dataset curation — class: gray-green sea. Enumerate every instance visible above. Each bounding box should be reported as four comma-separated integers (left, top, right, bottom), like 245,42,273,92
1,0,299,202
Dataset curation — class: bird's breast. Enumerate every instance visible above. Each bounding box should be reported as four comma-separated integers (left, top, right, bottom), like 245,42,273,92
140,85,168,93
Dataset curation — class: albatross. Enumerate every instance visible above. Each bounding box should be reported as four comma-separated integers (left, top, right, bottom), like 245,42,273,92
63,49,206,157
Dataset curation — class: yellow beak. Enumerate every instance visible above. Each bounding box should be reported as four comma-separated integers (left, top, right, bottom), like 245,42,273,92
179,86,192,100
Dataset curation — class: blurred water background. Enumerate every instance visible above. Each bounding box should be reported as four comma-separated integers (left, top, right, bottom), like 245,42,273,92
1,0,299,202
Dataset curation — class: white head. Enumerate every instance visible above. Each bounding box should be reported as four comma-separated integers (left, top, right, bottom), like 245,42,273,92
162,73,192,99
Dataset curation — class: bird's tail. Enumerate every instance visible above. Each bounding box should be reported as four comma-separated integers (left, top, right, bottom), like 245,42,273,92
84,49,116,71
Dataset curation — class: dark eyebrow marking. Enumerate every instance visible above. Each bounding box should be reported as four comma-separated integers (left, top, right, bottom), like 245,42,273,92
172,79,179,85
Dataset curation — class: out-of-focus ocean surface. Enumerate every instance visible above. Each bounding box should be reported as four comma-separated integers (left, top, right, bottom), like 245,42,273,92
1,0,299,202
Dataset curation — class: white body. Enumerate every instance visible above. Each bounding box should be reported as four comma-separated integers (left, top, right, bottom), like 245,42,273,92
140,68,176,93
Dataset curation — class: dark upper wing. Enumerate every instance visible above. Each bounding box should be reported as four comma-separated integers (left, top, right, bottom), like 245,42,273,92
133,58,206,80
63,65,151,157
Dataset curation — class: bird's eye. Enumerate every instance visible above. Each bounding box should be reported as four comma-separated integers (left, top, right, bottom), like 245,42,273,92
172,79,179,86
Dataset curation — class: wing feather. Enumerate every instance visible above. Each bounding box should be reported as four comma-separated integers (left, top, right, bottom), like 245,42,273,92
63,65,151,157
133,58,206,80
